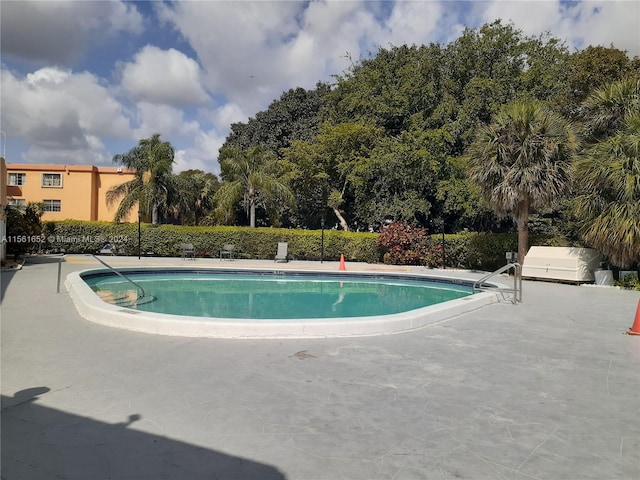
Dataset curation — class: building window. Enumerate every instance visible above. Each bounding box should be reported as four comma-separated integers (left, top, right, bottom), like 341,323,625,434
42,173,63,187
8,173,26,186
8,198,26,209
43,200,61,212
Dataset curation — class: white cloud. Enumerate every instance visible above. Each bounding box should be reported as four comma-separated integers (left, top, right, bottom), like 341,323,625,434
173,129,226,174
383,1,443,46
478,0,639,56
210,103,250,131
0,0,143,65
121,45,210,107
132,102,201,140
1,67,131,163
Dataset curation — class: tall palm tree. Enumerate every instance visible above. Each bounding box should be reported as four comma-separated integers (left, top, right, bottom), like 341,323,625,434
573,78,640,268
468,100,578,264
214,146,295,228
107,134,175,224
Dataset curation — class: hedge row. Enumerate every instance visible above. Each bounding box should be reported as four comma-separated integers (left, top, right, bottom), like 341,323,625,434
42,221,569,271
42,221,380,263
436,232,571,271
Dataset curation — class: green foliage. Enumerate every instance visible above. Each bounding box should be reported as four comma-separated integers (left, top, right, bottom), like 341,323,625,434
214,20,636,236
614,273,640,291
573,78,640,268
224,84,331,153
169,170,219,225
5,203,44,256
467,99,578,263
215,146,295,228
42,221,380,263
441,232,570,271
108,133,175,224
557,46,640,117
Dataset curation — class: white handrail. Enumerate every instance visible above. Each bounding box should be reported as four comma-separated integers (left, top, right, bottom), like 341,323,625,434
473,262,522,303
92,255,147,300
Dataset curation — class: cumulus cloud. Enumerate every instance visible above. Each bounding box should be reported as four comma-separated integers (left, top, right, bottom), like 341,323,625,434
173,129,226,174
132,102,201,140
1,67,131,163
121,45,210,107
0,0,143,66
157,1,393,114
478,0,639,55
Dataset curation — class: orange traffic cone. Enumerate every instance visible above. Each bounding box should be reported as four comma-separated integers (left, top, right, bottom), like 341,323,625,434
627,298,640,335
339,254,346,271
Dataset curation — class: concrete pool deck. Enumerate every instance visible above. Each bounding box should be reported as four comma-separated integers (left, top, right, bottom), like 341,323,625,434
2,254,639,479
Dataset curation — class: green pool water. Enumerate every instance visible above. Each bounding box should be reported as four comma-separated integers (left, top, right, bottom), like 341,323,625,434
84,272,473,320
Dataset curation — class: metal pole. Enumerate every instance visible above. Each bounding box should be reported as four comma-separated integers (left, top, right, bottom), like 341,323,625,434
137,211,141,260
56,255,62,293
441,219,445,269
320,217,325,263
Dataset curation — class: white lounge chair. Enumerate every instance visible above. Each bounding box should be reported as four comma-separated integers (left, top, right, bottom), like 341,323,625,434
274,242,290,262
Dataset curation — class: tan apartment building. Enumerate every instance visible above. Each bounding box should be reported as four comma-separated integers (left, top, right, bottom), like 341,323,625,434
5,163,137,222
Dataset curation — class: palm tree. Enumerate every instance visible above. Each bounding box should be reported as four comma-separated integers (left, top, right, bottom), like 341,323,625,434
573,78,640,268
214,146,295,228
107,134,175,224
580,77,640,141
468,100,578,264
169,170,219,225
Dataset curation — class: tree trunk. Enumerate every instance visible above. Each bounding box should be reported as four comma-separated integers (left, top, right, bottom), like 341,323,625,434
249,186,256,228
152,203,159,225
516,199,529,265
332,206,349,231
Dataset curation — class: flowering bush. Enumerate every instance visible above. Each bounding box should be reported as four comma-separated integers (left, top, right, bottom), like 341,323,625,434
378,222,443,267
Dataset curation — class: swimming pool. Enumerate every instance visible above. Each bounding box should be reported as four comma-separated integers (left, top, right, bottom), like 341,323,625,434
66,267,501,338
83,271,473,319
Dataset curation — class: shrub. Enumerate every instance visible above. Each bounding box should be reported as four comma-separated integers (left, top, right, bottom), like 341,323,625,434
42,221,380,263
378,222,443,267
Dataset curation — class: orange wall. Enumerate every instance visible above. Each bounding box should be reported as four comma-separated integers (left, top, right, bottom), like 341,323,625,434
6,164,137,222
95,167,138,222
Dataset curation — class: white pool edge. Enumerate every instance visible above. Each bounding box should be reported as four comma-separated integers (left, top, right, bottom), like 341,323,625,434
65,267,503,339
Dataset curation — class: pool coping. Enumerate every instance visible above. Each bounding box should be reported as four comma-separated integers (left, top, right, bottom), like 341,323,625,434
65,266,505,339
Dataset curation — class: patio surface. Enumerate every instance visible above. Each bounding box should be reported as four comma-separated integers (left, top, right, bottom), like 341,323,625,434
2,254,639,479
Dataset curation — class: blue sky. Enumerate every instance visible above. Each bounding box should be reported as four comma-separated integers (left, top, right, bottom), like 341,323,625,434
1,1,638,175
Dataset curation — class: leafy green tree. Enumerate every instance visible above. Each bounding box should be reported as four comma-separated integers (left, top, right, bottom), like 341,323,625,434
6,202,44,256
350,127,443,228
107,134,175,224
169,170,219,225
282,123,381,231
224,84,330,154
468,100,578,264
214,146,294,228
573,78,640,268
556,46,639,117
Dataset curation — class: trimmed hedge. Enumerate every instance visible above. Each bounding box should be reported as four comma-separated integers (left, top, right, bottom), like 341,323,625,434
43,220,571,271
437,232,572,271
43,221,380,263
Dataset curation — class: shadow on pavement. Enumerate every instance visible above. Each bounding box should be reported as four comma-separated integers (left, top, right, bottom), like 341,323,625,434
2,387,287,480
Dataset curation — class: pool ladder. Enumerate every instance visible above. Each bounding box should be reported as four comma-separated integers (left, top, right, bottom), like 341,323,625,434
92,255,155,307
472,262,522,304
